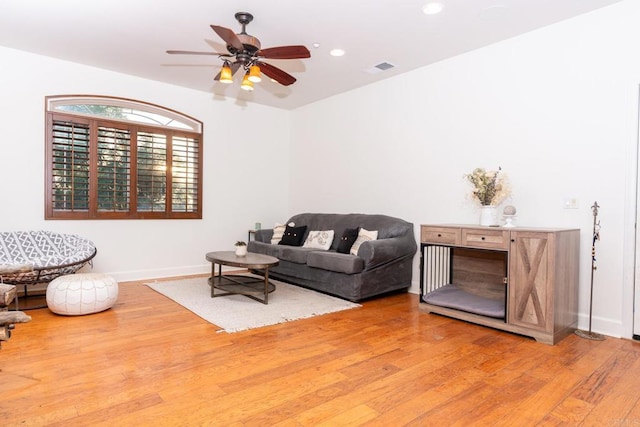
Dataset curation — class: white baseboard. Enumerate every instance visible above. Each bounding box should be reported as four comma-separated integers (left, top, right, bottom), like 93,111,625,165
103,263,251,283
100,264,210,283
576,313,623,339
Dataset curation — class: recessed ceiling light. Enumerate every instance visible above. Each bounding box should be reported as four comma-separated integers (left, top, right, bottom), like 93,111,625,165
423,2,444,15
312,43,320,48
330,48,345,57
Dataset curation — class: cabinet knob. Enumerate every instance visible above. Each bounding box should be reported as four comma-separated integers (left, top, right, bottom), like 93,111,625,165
437,233,442,237
481,236,485,240
511,239,515,242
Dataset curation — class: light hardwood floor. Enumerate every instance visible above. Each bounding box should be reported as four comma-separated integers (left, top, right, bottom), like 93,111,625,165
1,275,639,426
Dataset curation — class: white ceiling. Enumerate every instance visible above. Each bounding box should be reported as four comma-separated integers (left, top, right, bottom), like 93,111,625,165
0,0,623,110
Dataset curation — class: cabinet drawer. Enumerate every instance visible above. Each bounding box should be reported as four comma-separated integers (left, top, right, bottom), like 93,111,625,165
421,226,461,245
461,229,509,250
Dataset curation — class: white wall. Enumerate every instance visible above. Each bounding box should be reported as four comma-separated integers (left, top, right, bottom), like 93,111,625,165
3,2,638,339
0,46,292,281
290,1,640,338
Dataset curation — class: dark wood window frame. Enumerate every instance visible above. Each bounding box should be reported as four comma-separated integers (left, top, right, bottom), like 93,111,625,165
45,95,203,220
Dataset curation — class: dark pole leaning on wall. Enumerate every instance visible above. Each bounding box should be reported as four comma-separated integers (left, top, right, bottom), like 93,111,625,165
575,201,606,341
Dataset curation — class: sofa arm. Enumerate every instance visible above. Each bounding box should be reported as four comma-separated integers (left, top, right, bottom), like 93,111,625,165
357,235,417,270
254,229,273,243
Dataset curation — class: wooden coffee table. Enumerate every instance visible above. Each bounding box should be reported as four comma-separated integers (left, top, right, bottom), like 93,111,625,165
205,251,279,304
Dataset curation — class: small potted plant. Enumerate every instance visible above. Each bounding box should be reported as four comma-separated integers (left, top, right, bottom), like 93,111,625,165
234,241,247,257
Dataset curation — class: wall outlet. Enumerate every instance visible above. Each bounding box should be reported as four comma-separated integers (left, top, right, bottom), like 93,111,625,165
563,197,579,209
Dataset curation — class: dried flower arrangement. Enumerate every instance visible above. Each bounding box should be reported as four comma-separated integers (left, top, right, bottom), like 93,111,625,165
464,167,510,206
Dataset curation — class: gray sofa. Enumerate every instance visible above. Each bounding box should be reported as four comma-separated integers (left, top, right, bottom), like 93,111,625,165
247,213,416,301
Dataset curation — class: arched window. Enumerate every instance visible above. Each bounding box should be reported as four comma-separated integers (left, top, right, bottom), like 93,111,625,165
45,95,203,219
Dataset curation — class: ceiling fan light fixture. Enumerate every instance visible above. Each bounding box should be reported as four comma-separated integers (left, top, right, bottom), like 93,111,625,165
169,12,309,89
219,62,233,84
248,64,262,83
240,73,254,91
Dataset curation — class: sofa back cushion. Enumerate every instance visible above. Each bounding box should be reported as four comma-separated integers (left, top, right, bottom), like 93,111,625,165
248,241,315,264
287,213,413,250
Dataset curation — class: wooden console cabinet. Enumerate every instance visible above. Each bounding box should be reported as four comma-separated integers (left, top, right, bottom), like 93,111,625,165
419,224,580,345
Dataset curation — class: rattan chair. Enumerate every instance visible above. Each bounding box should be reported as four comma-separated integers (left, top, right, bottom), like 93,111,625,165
0,231,97,309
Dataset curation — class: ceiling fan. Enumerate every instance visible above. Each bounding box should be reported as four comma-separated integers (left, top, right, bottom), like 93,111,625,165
167,12,310,91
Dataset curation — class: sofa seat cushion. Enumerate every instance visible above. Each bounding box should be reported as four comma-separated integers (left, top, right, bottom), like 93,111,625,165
307,251,364,275
248,241,278,257
278,246,317,264
248,241,313,264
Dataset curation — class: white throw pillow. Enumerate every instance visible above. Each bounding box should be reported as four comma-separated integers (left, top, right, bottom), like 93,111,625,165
350,228,378,255
302,230,335,250
271,222,294,245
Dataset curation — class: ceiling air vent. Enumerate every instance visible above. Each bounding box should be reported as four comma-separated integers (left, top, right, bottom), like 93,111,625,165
363,61,396,74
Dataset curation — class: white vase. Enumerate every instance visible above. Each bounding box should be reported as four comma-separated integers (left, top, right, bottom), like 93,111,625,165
479,206,498,226
235,246,247,257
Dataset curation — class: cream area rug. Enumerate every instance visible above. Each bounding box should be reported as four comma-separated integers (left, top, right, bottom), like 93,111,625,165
145,276,361,333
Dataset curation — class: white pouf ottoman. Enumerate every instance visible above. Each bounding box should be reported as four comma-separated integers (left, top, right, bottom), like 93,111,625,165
46,273,118,315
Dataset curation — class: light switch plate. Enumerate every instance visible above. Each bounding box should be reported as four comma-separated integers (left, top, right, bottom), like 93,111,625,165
563,197,579,209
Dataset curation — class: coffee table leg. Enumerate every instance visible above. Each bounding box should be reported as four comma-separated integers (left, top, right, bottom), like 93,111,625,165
264,267,269,304
211,261,222,298
210,262,215,297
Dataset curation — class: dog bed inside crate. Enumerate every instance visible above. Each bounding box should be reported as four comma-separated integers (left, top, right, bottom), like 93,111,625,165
422,283,506,319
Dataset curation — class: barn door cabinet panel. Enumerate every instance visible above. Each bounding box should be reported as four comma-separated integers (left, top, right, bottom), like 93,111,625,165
419,224,580,345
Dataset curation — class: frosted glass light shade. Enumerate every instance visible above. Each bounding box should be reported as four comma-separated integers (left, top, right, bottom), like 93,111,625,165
248,65,261,83
219,63,233,84
240,74,254,91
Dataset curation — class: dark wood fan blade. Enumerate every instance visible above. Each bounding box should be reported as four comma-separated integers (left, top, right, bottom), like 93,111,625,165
166,50,226,56
213,62,242,81
210,25,243,51
257,45,311,59
256,62,296,86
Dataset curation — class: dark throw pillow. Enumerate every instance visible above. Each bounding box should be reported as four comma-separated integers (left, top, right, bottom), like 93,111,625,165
278,225,307,246
336,227,359,254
